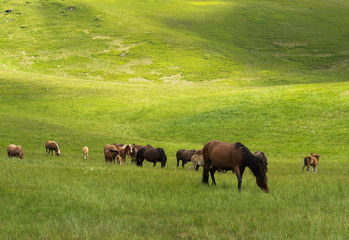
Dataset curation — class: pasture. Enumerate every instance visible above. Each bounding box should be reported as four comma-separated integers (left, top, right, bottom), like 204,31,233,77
1,0,349,239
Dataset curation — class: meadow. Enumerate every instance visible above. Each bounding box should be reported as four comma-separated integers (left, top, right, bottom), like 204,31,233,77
1,0,349,239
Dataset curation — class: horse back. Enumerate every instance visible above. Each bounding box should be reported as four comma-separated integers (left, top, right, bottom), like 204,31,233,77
203,140,243,170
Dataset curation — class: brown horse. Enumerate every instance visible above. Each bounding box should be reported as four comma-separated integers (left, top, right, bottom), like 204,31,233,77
254,151,268,173
7,144,24,159
46,141,60,157
202,140,269,192
104,144,121,164
136,146,167,168
116,144,132,164
190,149,204,171
176,149,196,168
302,153,320,172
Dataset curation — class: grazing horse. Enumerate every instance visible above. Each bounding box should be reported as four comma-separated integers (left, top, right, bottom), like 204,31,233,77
46,141,60,157
104,144,121,164
190,149,204,171
116,144,132,164
82,146,88,159
202,140,269,192
254,151,268,173
176,149,196,168
129,144,153,164
136,146,167,168
302,153,320,172
7,144,24,159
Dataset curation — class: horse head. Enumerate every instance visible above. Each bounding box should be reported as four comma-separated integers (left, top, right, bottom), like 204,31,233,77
160,148,167,168
256,174,269,193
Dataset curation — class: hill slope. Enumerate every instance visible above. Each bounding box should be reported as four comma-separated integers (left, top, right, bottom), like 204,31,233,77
1,1,349,239
1,0,349,85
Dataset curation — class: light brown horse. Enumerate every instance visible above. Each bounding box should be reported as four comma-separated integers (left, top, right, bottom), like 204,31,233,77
302,153,320,172
190,149,204,171
46,141,60,157
116,144,132,164
82,146,88,159
104,144,121,164
203,140,269,192
7,144,24,159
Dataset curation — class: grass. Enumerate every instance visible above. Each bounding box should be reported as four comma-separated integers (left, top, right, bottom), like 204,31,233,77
0,0,349,239
1,157,348,239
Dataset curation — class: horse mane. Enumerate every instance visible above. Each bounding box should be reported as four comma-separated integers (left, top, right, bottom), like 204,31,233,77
236,142,266,182
157,148,167,166
53,141,60,152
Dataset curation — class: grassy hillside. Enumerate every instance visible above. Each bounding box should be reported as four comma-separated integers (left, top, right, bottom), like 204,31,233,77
1,0,349,84
0,0,348,239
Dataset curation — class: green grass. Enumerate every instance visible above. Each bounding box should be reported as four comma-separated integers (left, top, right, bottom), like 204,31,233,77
0,0,349,239
1,0,349,84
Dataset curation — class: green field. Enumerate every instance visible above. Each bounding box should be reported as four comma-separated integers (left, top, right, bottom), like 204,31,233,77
1,0,348,239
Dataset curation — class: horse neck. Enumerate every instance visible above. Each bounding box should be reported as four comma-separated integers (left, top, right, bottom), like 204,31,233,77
242,148,265,181
123,144,130,154
53,142,60,152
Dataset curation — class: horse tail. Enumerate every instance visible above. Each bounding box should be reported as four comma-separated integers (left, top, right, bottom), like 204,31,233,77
202,168,209,184
202,144,210,184
135,147,144,166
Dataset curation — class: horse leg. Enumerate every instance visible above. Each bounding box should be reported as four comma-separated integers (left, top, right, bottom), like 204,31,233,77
209,167,217,185
234,166,242,192
153,161,156,167
182,160,186,168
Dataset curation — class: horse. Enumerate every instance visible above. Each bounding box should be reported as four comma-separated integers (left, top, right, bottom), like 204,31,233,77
254,151,268,173
116,144,132,164
190,149,204,171
176,149,196,168
46,141,60,157
7,144,24,159
129,144,153,164
136,146,167,168
202,140,269,192
82,146,88,159
302,153,320,172
104,144,121,164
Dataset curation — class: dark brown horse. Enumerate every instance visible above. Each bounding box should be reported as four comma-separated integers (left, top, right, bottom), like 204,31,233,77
254,151,268,173
176,149,196,168
302,153,320,172
129,144,153,164
46,141,60,157
136,146,167,168
202,140,269,192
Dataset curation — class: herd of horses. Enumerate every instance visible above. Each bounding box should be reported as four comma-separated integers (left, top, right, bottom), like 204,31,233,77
5,140,320,192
